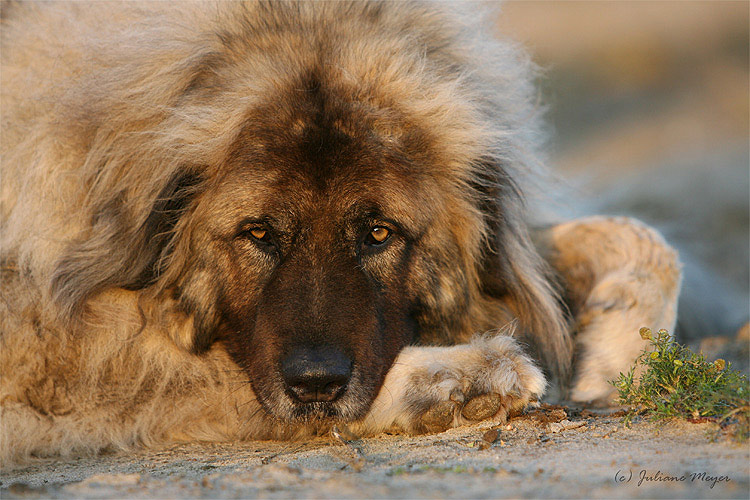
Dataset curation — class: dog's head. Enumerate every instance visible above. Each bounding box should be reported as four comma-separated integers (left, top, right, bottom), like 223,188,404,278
47,3,570,422
154,75,494,421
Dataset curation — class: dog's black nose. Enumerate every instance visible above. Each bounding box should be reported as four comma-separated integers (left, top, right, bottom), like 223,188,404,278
280,346,352,403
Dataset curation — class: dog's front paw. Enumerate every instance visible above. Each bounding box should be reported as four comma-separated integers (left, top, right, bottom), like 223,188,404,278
362,335,546,434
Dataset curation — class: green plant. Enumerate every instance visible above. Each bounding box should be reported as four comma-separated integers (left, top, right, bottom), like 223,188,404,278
612,328,749,440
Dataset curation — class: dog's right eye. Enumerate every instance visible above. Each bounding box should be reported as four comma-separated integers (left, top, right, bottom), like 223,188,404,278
363,226,393,249
366,227,390,245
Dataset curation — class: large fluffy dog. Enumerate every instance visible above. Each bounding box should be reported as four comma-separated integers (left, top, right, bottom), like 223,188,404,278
0,1,681,465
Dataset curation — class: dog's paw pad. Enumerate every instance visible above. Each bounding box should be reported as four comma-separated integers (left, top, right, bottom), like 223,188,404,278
461,393,503,421
420,401,456,432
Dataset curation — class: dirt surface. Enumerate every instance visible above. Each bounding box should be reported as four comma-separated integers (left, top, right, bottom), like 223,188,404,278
2,406,748,499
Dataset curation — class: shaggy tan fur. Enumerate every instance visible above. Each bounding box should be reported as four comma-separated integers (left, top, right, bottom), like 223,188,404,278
0,1,681,467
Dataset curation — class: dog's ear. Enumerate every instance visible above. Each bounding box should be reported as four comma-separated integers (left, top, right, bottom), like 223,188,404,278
50,170,203,321
125,171,204,290
474,163,573,382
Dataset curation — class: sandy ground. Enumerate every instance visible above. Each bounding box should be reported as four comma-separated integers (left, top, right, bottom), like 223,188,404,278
2,405,748,499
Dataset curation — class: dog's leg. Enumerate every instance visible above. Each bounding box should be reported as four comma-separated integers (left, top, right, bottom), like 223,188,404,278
537,216,682,404
358,335,546,434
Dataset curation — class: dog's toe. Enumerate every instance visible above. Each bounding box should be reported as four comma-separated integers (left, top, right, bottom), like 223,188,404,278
418,392,505,432
461,393,504,421
420,400,457,432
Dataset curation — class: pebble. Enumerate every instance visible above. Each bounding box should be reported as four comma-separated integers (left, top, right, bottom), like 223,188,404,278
547,419,586,433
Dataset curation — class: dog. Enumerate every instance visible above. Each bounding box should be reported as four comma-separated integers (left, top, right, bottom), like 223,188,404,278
0,1,681,466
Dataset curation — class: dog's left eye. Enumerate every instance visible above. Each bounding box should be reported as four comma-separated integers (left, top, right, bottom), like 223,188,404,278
249,228,267,241
239,227,274,246
364,226,391,247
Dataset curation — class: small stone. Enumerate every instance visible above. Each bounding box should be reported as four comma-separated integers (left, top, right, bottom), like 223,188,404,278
548,422,564,433
482,429,499,443
564,420,586,431
547,419,586,433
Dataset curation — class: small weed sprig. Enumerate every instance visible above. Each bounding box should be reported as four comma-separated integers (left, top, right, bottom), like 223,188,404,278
612,328,749,441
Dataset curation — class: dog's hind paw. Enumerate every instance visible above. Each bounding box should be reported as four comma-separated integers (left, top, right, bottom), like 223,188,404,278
362,335,546,434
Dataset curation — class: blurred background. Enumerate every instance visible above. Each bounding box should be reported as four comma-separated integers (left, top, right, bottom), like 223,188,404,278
495,1,748,366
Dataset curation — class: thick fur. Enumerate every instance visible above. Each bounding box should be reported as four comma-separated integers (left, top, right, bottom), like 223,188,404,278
0,1,681,467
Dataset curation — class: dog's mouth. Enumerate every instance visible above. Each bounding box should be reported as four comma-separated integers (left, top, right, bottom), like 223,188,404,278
287,399,347,420
256,370,373,423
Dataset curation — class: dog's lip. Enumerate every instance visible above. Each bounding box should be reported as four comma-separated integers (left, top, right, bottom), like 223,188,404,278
289,401,343,420
283,383,349,405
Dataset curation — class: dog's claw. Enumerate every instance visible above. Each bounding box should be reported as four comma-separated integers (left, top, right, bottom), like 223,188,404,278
461,393,503,421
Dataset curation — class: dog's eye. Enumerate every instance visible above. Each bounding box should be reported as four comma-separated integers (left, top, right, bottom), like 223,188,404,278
365,226,391,246
241,227,273,245
249,228,267,241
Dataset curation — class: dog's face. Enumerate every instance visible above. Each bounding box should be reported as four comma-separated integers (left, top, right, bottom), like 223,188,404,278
25,2,572,429
46,65,564,424
171,82,482,422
